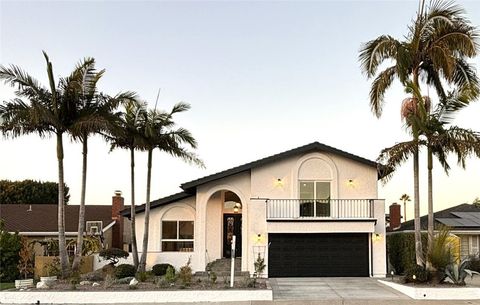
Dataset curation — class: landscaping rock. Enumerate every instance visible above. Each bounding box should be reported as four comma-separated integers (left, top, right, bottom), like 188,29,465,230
82,269,105,281
129,278,139,286
92,282,100,287
36,281,49,289
79,280,91,286
115,276,134,284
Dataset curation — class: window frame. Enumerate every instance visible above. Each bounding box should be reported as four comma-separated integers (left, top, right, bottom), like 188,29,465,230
161,220,194,252
299,180,332,217
86,221,103,235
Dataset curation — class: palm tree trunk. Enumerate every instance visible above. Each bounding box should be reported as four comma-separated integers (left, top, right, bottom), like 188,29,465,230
138,148,152,273
72,134,88,271
414,139,424,266
427,146,434,270
403,201,407,222
56,132,70,278
130,147,139,269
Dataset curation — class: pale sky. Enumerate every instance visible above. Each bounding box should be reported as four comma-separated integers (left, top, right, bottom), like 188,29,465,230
0,0,479,220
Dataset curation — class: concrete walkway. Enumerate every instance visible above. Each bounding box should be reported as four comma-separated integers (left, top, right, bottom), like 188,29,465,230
269,277,409,301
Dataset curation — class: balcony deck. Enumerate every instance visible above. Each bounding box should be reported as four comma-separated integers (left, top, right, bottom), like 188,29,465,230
266,199,375,220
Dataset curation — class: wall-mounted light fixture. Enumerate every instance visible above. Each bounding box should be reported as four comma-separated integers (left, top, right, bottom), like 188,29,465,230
347,179,355,188
233,202,242,213
372,233,382,242
254,233,264,244
275,178,284,187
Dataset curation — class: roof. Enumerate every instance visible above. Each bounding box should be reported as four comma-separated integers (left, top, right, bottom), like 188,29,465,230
0,204,113,234
393,203,480,232
181,141,379,191
122,141,380,217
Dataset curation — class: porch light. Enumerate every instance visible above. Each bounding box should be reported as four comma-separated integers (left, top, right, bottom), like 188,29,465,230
275,178,284,187
347,179,355,188
233,202,242,213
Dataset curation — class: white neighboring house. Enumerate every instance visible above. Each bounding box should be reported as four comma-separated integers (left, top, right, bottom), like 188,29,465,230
122,142,387,277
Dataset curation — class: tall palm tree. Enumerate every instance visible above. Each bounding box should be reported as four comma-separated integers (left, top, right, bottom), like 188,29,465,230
0,52,93,277
399,194,411,222
108,100,146,269
69,60,137,272
137,102,204,273
359,0,479,266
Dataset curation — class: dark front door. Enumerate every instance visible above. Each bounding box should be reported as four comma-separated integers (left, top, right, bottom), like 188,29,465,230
268,233,369,277
223,214,242,258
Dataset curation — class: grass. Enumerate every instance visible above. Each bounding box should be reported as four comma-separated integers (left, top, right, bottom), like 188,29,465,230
0,282,15,290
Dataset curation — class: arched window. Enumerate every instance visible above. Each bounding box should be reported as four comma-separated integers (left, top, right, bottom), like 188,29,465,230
298,157,333,217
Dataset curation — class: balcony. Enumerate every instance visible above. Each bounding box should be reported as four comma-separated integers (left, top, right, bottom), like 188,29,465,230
266,199,375,220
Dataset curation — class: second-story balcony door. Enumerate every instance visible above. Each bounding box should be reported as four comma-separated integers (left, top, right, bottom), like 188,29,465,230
299,181,331,217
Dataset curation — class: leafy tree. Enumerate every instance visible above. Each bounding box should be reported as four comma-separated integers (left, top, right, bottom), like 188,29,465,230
360,0,479,266
137,102,204,273
0,220,21,281
0,179,70,204
474,197,480,206
0,52,94,277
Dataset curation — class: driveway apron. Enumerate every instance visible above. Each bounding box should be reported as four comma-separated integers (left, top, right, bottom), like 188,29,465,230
269,277,409,300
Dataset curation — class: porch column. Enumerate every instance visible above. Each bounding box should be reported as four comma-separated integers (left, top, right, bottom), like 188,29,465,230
372,199,386,277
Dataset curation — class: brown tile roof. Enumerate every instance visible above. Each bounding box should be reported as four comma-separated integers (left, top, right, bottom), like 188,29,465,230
0,204,113,233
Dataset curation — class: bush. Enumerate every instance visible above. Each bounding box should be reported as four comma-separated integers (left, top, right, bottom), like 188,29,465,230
164,266,176,283
468,256,480,272
114,264,136,279
387,233,427,275
152,263,174,276
99,248,129,266
404,264,430,283
178,258,193,286
0,220,22,281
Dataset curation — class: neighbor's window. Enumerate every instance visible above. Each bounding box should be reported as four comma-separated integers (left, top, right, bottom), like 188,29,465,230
161,221,194,252
86,221,103,235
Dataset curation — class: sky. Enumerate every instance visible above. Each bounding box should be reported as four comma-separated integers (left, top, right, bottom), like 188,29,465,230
0,0,479,221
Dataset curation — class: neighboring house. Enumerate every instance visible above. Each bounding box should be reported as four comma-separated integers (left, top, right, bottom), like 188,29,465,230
122,142,387,277
0,191,129,254
388,203,480,259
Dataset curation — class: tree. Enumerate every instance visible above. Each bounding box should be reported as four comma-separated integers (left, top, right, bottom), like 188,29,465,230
0,180,70,204
474,197,480,206
136,102,204,273
107,100,146,269
69,59,136,272
360,0,479,266
0,220,22,281
0,52,93,277
399,194,411,222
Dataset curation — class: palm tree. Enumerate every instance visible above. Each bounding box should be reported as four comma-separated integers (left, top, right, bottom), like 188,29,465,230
108,100,146,269
137,102,204,273
360,0,479,266
399,194,411,222
69,60,137,272
0,52,93,277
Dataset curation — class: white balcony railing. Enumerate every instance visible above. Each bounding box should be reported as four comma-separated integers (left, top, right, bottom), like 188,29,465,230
266,199,374,219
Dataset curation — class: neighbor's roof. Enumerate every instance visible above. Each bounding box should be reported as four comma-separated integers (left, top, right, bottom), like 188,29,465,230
0,204,113,234
393,203,480,232
122,141,381,217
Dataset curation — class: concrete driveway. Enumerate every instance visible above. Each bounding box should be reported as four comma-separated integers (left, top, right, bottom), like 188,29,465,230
269,277,409,301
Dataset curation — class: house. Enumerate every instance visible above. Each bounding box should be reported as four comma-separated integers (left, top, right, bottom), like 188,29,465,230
388,203,480,259
122,142,387,277
0,191,129,254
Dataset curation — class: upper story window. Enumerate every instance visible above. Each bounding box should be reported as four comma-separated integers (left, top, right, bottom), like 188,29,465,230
86,221,103,235
299,181,331,217
162,221,194,252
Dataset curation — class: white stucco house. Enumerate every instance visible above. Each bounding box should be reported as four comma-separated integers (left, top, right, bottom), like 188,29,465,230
122,142,387,277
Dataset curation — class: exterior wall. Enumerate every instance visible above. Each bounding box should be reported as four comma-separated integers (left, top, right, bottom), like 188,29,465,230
134,196,197,271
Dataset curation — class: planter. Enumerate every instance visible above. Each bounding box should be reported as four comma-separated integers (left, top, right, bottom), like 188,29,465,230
40,276,57,285
15,279,34,289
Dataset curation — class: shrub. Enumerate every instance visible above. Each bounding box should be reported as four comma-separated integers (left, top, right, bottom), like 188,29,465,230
136,271,148,282
99,248,129,266
387,233,427,275
254,253,266,277
404,264,430,283
427,227,453,272
468,256,480,272
164,266,176,283
152,263,174,276
114,264,136,279
178,258,193,286
17,236,34,279
0,220,22,281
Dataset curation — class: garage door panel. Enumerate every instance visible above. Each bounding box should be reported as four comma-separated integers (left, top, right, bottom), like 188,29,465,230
268,233,369,277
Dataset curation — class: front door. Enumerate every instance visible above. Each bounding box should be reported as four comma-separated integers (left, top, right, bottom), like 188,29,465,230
223,214,242,258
